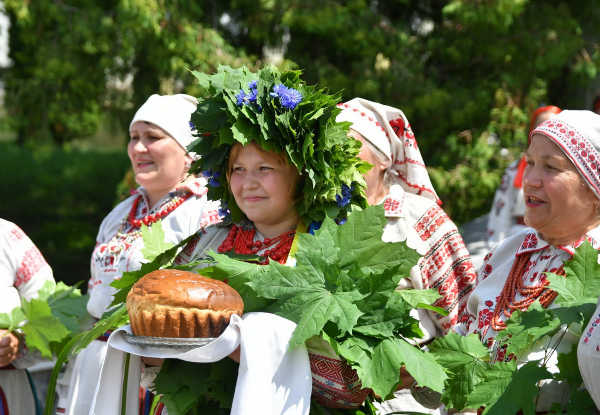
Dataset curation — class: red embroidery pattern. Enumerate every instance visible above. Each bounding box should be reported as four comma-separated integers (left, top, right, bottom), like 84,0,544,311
383,198,400,214
309,353,371,409
199,209,222,229
9,226,24,242
415,206,451,241
15,247,46,287
520,233,538,250
418,228,477,330
535,119,600,195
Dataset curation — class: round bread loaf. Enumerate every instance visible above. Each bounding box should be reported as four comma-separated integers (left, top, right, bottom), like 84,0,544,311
126,269,244,338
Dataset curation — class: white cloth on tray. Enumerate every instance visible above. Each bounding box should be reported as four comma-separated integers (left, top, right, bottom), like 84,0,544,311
90,312,311,415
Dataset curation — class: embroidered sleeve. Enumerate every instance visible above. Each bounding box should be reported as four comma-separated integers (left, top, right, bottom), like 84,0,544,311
415,206,477,334
4,223,54,300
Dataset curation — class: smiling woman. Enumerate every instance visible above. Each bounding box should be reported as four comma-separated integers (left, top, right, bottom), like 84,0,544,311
456,110,600,413
55,94,222,415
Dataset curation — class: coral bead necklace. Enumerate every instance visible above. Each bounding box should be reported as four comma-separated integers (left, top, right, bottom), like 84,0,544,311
218,224,295,264
128,191,192,228
490,252,563,332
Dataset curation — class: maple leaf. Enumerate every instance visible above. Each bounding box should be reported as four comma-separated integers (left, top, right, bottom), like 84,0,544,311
21,298,70,358
140,221,175,261
546,241,600,307
482,361,552,415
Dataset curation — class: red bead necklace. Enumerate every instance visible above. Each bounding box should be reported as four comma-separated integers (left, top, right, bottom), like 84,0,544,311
128,192,192,228
490,252,563,332
218,224,295,264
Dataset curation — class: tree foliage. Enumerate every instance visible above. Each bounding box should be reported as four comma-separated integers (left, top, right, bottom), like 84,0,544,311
3,0,600,223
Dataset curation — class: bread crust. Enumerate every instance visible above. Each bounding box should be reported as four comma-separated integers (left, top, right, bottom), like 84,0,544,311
126,269,244,338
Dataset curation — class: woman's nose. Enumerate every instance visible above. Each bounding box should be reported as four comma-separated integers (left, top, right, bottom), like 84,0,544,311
523,166,541,188
133,138,148,152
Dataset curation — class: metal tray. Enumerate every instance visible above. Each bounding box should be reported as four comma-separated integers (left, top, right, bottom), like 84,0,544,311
123,332,216,349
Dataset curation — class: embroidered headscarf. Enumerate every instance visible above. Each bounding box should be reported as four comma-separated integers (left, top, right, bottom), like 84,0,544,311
513,105,562,188
531,110,600,200
336,97,440,204
130,94,199,152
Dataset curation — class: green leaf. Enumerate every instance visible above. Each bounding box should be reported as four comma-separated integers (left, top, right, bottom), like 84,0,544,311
482,361,552,415
395,339,447,393
429,333,492,410
155,359,237,415
140,221,175,261
547,241,600,307
396,289,440,308
21,299,70,358
501,302,560,357
0,308,26,331
463,361,516,409
202,251,272,312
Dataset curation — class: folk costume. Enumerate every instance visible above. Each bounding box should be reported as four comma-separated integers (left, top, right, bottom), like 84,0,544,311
458,110,600,411
56,95,221,415
578,298,600,410
0,218,55,415
307,98,476,414
487,105,562,248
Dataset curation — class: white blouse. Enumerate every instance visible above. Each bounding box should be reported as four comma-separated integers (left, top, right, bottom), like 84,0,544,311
0,218,54,368
457,226,600,411
87,177,221,318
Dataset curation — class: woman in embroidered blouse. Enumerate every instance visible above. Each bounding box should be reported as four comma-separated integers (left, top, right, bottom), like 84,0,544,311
457,110,600,412
486,105,562,249
0,218,55,415
173,67,380,412
330,98,476,414
55,94,221,415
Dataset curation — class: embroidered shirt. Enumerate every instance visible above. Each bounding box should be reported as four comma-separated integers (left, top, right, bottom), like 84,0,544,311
87,177,221,318
457,226,600,411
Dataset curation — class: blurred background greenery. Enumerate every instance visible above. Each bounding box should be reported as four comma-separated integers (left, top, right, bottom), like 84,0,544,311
1,0,600,286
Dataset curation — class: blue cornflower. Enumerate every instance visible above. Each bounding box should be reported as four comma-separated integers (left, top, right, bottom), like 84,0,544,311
236,90,247,107
270,84,286,97
335,184,352,208
218,201,230,219
208,177,220,187
189,121,196,130
248,87,258,103
308,221,322,235
335,218,347,226
270,84,303,110
248,80,257,89
201,169,213,177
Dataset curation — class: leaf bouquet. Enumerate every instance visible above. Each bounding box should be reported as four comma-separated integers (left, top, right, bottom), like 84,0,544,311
152,205,449,414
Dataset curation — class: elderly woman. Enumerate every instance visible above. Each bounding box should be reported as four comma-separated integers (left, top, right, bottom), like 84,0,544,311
0,218,55,415
55,94,221,415
329,98,476,414
487,105,562,248
458,110,600,412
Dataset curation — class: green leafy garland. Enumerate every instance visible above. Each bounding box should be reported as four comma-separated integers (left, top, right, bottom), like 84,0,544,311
188,65,370,224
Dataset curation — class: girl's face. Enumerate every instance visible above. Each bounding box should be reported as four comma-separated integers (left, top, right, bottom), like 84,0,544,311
523,134,600,245
228,142,300,237
128,121,190,204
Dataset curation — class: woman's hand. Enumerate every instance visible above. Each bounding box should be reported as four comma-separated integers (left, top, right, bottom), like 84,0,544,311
0,330,20,367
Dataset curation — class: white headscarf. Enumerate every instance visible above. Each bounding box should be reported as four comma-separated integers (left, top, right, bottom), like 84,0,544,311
129,94,198,152
531,110,600,200
336,97,440,204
